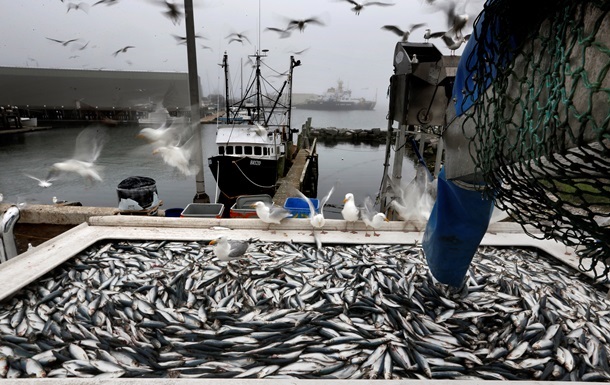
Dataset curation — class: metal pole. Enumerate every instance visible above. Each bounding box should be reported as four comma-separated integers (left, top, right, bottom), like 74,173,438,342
184,0,209,203
392,124,407,182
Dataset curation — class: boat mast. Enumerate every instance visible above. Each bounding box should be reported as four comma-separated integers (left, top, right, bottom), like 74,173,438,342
255,51,262,123
223,53,230,120
288,56,300,131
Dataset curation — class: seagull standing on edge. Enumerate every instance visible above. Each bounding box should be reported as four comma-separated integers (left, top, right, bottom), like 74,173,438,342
209,236,249,262
361,196,389,237
442,33,470,55
341,193,360,232
252,201,292,228
424,28,445,42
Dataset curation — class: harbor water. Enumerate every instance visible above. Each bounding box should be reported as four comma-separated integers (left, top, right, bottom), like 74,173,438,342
0,108,395,218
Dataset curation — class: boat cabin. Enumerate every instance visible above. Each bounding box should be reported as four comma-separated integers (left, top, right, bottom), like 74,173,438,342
215,126,285,159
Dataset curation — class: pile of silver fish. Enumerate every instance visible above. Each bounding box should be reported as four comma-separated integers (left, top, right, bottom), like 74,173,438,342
1,239,610,380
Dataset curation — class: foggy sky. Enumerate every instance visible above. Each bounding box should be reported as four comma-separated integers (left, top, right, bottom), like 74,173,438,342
0,0,483,101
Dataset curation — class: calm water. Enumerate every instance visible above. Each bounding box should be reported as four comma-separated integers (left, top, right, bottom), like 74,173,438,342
0,108,395,218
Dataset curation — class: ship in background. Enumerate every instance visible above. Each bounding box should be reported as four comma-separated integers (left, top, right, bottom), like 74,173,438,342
295,80,376,111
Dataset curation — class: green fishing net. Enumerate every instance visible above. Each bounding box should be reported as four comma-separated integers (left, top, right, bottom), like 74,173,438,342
460,0,610,279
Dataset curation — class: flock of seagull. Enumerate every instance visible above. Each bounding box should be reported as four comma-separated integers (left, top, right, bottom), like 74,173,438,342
45,0,476,65
17,105,436,261
208,165,436,261
210,179,433,261
16,0,474,254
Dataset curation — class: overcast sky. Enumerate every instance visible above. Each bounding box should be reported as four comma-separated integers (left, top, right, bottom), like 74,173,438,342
0,0,483,100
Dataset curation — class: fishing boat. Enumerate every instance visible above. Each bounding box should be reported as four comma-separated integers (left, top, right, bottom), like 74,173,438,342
295,80,376,111
208,51,301,204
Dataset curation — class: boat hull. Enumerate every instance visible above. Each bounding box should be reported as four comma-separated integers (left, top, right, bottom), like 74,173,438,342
208,155,280,198
295,101,376,111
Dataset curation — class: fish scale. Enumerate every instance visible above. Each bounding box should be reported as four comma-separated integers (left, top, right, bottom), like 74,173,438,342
0,242,609,380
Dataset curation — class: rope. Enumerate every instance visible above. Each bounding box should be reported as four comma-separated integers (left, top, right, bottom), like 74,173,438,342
232,158,277,189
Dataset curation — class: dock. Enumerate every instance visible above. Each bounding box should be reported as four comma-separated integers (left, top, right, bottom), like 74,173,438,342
273,139,318,207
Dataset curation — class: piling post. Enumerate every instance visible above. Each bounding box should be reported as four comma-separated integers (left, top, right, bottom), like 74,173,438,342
184,0,209,203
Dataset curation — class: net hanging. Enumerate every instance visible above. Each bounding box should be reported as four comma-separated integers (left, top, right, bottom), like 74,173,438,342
459,0,610,278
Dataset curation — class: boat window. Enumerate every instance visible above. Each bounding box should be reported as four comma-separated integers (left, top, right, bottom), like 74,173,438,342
226,146,234,155
244,146,253,155
263,147,268,156
235,146,243,155
218,146,224,155
270,147,274,155
254,146,262,155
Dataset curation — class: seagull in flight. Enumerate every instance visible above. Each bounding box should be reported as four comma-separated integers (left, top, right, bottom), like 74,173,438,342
426,0,472,40
287,17,325,32
24,174,56,188
209,236,249,262
265,27,292,39
113,46,135,57
172,34,204,45
295,185,335,230
46,37,80,47
226,32,251,44
293,185,336,249
342,0,395,15
151,121,200,177
66,2,90,13
137,108,180,146
381,23,426,42
388,165,435,230
46,126,108,184
154,0,183,25
93,0,120,5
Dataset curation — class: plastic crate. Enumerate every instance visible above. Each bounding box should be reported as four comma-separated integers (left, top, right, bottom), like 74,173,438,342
230,194,273,219
284,197,319,218
180,203,224,218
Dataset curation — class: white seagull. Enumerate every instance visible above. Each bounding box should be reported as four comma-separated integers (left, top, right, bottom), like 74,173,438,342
251,201,292,226
361,196,389,237
209,236,249,262
136,108,178,146
151,122,200,177
152,141,199,176
46,126,108,184
294,185,335,230
341,193,360,232
388,164,436,230
24,174,56,188
293,185,336,249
